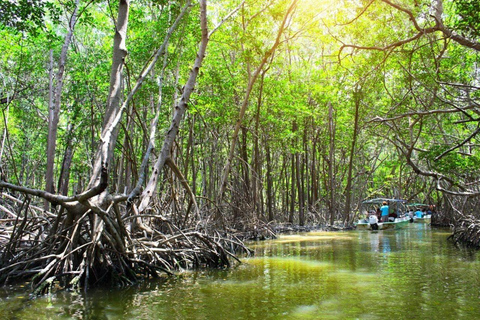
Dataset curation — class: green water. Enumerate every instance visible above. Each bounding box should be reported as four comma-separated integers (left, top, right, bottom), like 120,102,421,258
2,224,480,319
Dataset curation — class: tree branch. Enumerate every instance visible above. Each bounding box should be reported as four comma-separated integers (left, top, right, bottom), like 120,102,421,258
434,125,480,161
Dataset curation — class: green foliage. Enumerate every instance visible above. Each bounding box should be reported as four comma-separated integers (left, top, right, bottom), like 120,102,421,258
447,0,480,40
0,0,60,36
0,0,479,219
420,145,480,178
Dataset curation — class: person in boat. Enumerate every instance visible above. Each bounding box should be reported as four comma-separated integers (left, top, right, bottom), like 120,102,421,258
368,213,379,230
427,205,434,215
380,201,389,222
388,211,397,222
407,209,414,218
415,209,423,218
407,209,414,222
363,210,373,223
376,207,382,221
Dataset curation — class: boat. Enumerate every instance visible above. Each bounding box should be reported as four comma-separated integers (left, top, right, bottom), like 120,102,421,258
355,198,410,230
414,214,431,223
406,203,432,224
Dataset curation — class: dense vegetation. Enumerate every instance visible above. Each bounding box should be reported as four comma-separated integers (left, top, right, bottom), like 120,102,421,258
0,0,479,292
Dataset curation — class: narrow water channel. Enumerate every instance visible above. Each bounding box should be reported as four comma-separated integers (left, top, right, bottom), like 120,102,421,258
2,224,480,319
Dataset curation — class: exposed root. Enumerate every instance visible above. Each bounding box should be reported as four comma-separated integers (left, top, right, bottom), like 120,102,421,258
0,198,251,294
448,215,480,248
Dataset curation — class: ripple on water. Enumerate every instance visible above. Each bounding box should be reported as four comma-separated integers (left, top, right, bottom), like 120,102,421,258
2,227,480,320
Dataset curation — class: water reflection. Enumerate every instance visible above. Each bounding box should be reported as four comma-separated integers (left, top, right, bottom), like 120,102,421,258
2,224,480,319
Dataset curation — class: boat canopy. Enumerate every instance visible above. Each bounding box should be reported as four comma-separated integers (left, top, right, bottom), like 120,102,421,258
361,198,407,205
361,198,407,216
406,203,428,207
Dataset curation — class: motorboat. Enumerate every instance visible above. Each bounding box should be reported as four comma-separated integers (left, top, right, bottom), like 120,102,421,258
355,198,410,230
406,203,432,224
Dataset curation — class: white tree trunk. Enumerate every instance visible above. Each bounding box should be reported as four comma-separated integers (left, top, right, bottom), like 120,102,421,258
88,0,130,191
45,0,80,209
138,0,209,213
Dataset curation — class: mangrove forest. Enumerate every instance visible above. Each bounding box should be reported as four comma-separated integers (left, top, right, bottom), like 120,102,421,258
1,0,480,295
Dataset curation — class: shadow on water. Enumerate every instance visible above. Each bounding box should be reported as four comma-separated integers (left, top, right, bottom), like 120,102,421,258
1,224,480,319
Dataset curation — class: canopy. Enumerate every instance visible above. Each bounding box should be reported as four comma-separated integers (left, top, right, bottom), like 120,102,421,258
361,198,407,216
407,203,428,207
361,198,407,205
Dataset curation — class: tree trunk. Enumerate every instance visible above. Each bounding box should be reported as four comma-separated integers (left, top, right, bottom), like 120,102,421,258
138,0,208,213
123,0,192,204
311,129,319,210
296,144,304,226
240,126,250,201
88,0,130,190
57,124,75,196
266,140,273,221
253,70,266,218
45,0,80,209
289,153,295,223
216,0,298,205
328,102,336,225
344,89,361,225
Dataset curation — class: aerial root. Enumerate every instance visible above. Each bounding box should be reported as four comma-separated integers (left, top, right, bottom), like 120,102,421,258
0,203,247,294
448,215,480,248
